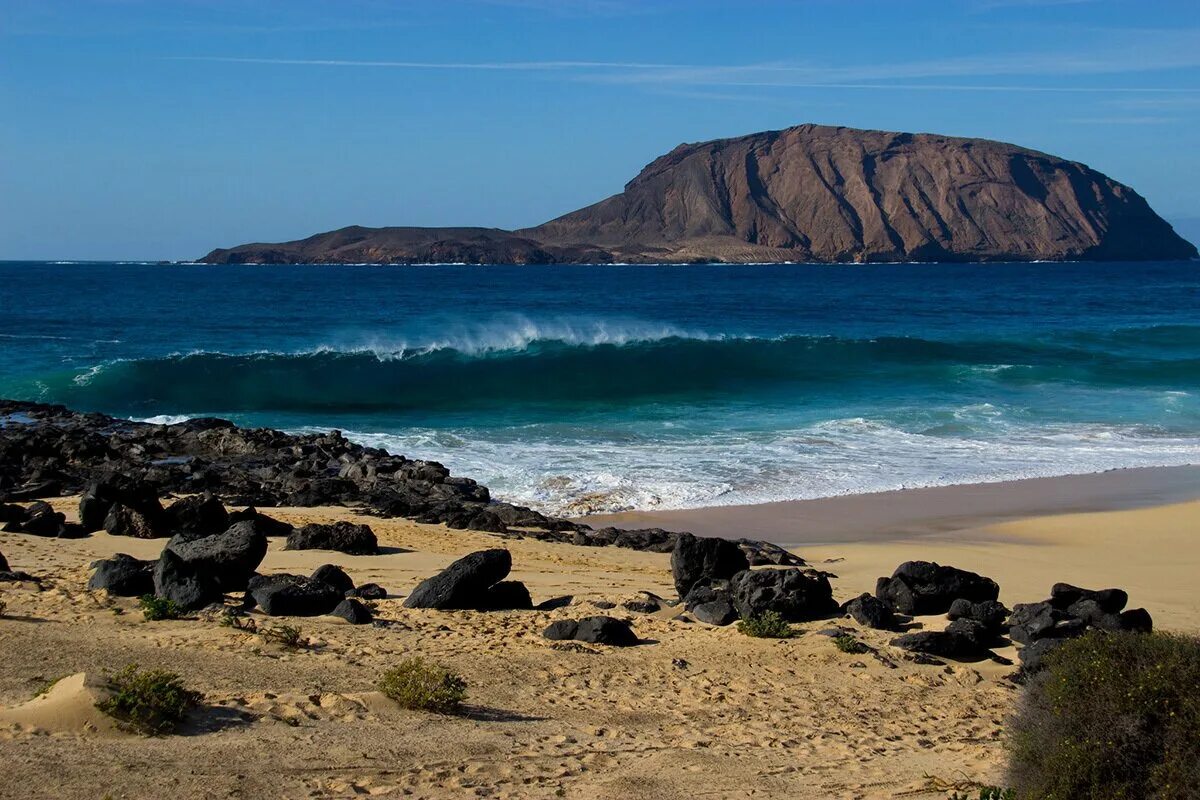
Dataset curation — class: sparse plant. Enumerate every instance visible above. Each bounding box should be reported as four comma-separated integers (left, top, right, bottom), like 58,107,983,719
259,623,304,649
948,789,1015,800
138,594,183,621
737,610,796,639
378,657,467,714
33,675,65,698
1007,631,1200,799
219,610,255,631
95,664,202,734
833,634,870,654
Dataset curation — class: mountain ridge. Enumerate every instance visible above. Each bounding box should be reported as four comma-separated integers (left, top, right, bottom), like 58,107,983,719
200,124,1198,264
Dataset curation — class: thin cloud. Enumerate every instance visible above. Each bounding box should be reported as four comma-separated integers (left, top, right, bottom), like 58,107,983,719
177,28,1200,95
1064,116,1177,124
170,56,693,71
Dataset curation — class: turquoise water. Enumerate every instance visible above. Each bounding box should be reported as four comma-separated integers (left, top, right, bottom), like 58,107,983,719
1,261,1197,514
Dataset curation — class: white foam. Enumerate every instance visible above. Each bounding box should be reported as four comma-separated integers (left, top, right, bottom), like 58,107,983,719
332,415,1200,516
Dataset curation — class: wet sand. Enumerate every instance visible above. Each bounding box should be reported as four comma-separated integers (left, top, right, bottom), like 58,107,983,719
582,465,1200,545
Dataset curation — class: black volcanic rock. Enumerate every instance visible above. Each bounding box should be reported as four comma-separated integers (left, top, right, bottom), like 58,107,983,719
200,124,1197,265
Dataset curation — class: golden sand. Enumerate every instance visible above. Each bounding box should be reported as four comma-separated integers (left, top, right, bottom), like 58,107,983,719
0,491,1195,799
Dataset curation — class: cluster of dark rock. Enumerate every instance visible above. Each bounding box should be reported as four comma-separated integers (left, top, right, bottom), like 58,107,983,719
1009,583,1152,673
1,500,88,538
832,560,1154,670
671,532,839,627
68,484,385,623
0,400,795,559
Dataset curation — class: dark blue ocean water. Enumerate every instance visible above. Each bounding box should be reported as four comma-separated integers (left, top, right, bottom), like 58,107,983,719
1,261,1198,513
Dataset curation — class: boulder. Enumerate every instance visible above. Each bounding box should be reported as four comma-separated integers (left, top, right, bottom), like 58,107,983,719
0,503,27,524
227,507,294,537
1119,607,1153,633
1017,636,1067,675
247,574,343,616
729,568,838,622
285,522,377,555
164,521,268,592
542,616,639,646
891,619,989,659
79,476,164,532
875,561,999,615
14,501,66,537
1008,601,1088,645
947,598,1011,635
152,548,223,611
402,549,512,610
845,593,895,630
165,493,229,539
477,580,534,611
0,549,8,571
347,582,387,600
104,503,167,539
310,564,355,595
88,553,155,596
671,533,750,598
1049,583,1127,613
683,583,738,626
330,598,373,625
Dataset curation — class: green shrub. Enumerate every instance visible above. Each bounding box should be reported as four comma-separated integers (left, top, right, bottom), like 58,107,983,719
138,594,183,621
378,658,467,714
1007,631,1200,799
737,610,796,639
96,664,202,734
833,634,870,654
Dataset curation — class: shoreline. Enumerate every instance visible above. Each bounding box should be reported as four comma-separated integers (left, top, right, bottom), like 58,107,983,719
579,464,1200,546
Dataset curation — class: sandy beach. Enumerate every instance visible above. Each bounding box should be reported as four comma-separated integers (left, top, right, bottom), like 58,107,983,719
2,468,1196,799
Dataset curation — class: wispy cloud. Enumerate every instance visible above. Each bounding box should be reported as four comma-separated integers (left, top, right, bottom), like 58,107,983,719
176,28,1200,95
1064,116,1177,124
169,56,692,71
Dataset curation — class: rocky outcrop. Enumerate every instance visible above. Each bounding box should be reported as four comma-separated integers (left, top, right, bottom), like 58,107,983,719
0,400,797,559
201,124,1197,265
875,561,999,616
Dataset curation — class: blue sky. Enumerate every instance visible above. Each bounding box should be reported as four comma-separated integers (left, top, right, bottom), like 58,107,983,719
2,0,1199,260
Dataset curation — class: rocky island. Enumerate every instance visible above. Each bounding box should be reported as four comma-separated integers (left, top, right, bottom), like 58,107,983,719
201,124,1197,265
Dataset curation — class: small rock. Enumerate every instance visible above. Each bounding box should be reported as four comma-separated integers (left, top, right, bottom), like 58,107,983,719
347,582,387,600
542,616,639,647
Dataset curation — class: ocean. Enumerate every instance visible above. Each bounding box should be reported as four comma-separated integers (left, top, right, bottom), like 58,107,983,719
1,260,1197,515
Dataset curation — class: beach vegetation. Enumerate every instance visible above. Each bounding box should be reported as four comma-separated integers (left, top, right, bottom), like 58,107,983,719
737,611,797,639
947,788,1015,800
138,594,183,621
1006,631,1200,799
259,623,305,649
833,634,870,654
95,664,202,735
378,657,467,714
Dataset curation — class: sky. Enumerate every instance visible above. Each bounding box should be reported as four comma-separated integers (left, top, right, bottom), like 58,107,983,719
2,0,1199,260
